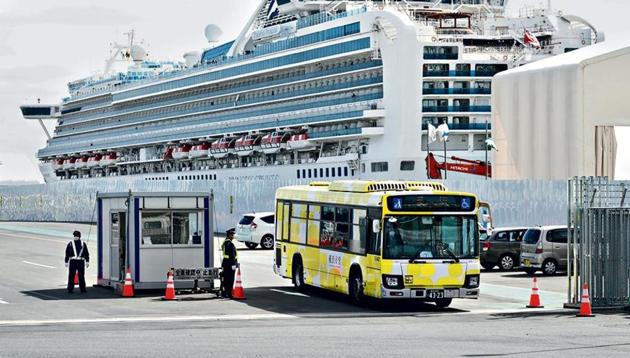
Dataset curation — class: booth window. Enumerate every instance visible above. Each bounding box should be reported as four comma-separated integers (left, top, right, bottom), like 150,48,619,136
141,212,171,245
141,210,204,246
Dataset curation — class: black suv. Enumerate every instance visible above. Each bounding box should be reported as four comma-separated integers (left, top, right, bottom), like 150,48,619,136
480,227,529,271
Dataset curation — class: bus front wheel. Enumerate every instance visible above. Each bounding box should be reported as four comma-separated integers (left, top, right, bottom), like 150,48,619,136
349,270,364,305
434,298,452,309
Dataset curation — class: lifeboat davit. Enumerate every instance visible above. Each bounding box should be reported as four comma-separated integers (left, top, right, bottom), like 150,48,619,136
189,143,210,159
62,158,77,170
51,158,65,171
261,131,289,154
234,134,261,157
86,154,102,168
287,133,314,150
210,137,235,159
172,144,192,160
100,153,118,167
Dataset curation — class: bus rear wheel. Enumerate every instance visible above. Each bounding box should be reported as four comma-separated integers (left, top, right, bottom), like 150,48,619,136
434,298,452,309
349,271,364,305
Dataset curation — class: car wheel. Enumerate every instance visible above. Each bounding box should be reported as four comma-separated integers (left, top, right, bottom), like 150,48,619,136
260,235,275,250
524,268,537,276
499,255,515,271
542,259,558,276
292,259,305,291
481,262,495,270
244,242,258,250
435,298,453,309
348,270,364,305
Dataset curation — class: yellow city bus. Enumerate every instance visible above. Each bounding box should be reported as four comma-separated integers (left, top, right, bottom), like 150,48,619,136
273,180,480,307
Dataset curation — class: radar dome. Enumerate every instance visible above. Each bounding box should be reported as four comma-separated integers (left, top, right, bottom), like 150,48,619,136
183,51,201,68
204,24,223,43
130,44,147,62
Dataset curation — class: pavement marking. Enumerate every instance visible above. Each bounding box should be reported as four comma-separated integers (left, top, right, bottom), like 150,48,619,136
21,261,56,269
0,231,67,245
0,313,296,327
481,283,567,307
269,288,310,297
0,299,8,305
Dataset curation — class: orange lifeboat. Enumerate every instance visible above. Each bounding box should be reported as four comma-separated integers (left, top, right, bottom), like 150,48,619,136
62,158,77,170
100,153,118,167
261,131,289,154
210,137,235,159
234,134,261,157
287,132,313,150
86,154,102,168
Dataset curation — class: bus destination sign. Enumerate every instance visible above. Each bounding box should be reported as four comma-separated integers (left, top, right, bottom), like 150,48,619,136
387,195,476,212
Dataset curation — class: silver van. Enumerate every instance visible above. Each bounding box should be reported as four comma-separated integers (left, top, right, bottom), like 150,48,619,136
520,225,568,275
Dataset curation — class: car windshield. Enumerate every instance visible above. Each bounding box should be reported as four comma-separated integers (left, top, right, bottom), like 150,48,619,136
523,229,541,245
383,215,478,260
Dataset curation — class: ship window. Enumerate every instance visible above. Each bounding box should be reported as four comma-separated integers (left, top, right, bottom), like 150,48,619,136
320,168,324,177
297,170,301,179
344,167,348,177
326,168,330,177
331,167,336,177
371,162,388,172
337,167,342,177
302,169,306,178
400,161,415,171
308,169,312,178
313,169,318,178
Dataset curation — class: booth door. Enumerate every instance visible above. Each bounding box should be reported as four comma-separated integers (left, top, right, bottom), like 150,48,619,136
110,212,127,282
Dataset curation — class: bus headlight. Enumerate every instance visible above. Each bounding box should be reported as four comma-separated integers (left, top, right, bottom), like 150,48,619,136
465,274,480,288
383,275,404,289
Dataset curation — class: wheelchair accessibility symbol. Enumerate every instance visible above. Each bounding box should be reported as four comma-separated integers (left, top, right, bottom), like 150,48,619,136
461,198,471,210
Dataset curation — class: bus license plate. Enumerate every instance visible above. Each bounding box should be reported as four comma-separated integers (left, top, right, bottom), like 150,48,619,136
426,290,444,299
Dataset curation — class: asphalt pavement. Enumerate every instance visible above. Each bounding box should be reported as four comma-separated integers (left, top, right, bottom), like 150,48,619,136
0,222,629,357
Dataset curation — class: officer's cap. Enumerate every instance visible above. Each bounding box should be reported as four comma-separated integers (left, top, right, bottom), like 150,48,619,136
73,230,81,238
225,228,235,236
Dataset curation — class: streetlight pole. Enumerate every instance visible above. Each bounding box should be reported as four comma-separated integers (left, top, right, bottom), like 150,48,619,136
485,118,489,180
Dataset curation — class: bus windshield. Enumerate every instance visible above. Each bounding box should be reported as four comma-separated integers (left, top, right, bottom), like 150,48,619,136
383,215,478,260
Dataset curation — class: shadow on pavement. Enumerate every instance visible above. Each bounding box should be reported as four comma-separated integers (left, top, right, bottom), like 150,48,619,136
231,285,466,316
20,286,163,301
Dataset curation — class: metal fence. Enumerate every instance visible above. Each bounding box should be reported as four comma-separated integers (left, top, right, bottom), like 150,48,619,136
568,177,630,307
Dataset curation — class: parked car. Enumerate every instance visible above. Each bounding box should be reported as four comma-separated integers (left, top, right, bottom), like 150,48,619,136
235,212,275,250
480,227,529,270
520,225,568,275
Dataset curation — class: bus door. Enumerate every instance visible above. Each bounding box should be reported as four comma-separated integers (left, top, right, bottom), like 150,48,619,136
364,208,382,297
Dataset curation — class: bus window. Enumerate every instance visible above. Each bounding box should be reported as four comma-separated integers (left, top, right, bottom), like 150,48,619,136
307,205,320,246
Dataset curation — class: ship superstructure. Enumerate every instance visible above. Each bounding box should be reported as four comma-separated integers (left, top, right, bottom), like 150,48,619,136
22,0,600,183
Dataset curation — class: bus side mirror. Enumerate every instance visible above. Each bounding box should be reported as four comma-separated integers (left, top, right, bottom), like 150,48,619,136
372,220,381,233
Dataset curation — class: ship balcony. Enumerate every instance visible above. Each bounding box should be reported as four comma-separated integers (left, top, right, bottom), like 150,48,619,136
422,105,491,113
421,123,491,131
422,88,491,95
308,126,384,141
423,70,501,78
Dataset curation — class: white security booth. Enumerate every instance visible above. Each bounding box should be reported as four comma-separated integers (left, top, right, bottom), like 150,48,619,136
96,192,215,290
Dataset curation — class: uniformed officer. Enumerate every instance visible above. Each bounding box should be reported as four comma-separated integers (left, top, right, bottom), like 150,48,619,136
220,229,238,298
65,230,90,293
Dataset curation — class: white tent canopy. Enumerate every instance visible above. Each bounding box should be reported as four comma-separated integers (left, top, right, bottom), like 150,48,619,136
492,41,630,180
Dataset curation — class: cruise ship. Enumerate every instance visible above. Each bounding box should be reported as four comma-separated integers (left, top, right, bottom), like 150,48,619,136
22,0,600,185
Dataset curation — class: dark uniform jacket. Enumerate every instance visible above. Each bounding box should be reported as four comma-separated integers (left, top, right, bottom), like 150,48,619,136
65,240,90,263
221,240,237,266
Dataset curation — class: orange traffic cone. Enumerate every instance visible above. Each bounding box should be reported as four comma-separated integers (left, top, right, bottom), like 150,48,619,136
74,272,79,285
163,271,176,301
122,268,134,297
577,282,595,317
526,276,544,308
231,268,245,300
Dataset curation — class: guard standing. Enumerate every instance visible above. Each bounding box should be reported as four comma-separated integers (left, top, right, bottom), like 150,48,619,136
65,230,90,293
220,229,238,298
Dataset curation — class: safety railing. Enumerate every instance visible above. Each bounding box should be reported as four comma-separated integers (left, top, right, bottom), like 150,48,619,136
422,105,491,113
422,88,491,95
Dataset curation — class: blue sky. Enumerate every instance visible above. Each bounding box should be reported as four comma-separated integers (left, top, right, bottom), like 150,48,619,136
0,0,628,181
